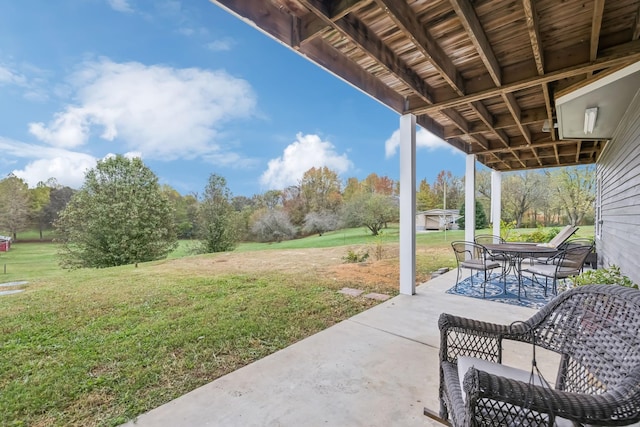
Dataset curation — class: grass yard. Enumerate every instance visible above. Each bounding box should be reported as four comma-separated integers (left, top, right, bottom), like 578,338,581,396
0,225,594,426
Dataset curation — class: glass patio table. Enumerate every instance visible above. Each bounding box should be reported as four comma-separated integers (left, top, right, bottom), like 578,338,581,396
483,242,558,299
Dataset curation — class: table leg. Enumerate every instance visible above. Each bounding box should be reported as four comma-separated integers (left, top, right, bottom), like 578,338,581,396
516,256,523,300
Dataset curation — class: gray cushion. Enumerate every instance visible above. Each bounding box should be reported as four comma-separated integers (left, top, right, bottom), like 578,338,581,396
460,259,500,270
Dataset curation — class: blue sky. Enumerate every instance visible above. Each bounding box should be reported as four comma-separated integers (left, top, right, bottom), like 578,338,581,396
0,0,466,197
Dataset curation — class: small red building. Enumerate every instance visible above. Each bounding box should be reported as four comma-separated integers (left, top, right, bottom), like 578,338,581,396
0,236,11,252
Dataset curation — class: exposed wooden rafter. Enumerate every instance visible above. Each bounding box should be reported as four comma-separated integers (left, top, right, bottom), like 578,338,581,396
634,3,640,40
374,0,465,95
522,0,544,75
591,0,605,61
412,42,640,115
541,84,556,142
449,0,501,86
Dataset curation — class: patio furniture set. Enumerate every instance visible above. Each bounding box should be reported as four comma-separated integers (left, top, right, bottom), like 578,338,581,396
426,228,640,426
451,226,593,300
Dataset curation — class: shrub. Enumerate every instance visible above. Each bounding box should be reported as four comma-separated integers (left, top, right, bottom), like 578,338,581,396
510,226,559,243
500,220,516,241
371,233,385,261
342,248,369,263
568,265,637,289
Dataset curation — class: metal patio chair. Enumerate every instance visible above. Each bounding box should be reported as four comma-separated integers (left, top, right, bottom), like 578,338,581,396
529,237,594,267
451,241,502,298
521,244,593,296
432,284,640,427
474,234,510,272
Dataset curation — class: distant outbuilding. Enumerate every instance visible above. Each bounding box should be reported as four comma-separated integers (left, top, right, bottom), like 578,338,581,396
416,209,461,231
0,235,11,252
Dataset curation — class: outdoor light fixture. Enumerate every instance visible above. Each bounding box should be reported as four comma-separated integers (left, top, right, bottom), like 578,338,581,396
584,107,598,134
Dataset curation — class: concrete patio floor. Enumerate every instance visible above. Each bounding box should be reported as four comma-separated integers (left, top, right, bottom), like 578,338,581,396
123,269,561,426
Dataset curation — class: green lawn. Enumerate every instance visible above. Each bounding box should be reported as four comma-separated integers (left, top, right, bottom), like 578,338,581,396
0,243,388,426
0,224,595,426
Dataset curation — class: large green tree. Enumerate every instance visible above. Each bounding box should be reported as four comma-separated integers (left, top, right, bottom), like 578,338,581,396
29,182,51,239
0,174,30,240
457,202,488,229
502,171,545,227
433,170,464,210
299,166,342,214
198,173,238,252
416,178,437,211
342,192,398,236
44,185,75,229
55,155,177,268
548,166,595,226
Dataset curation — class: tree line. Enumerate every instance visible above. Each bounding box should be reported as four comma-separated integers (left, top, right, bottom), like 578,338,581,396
0,155,594,269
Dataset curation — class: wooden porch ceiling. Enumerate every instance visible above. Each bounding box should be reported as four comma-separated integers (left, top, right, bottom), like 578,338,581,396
208,0,640,172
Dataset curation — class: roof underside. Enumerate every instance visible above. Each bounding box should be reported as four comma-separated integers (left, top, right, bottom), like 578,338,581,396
209,0,640,172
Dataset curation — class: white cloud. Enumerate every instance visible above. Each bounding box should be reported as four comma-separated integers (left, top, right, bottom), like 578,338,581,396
28,58,257,162
107,0,134,13
260,133,352,190
0,65,27,86
207,38,234,52
28,107,90,148
384,128,458,158
0,138,96,188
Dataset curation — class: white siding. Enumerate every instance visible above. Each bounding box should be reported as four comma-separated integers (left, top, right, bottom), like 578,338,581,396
597,90,640,284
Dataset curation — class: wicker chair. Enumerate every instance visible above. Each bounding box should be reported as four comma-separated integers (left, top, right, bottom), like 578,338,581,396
436,284,640,426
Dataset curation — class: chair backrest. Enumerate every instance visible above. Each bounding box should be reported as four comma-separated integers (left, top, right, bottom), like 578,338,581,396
557,244,593,270
560,237,594,250
451,241,485,262
474,234,504,245
524,285,640,396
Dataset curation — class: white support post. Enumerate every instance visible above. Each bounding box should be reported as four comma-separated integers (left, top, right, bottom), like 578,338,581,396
491,170,502,240
464,154,476,243
399,114,416,295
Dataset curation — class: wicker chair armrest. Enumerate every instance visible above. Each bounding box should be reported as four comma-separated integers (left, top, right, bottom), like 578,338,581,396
439,313,531,363
465,368,640,425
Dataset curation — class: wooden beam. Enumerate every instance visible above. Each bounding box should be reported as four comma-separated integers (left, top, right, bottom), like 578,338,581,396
541,83,556,141
449,0,501,86
590,0,605,62
301,37,407,113
444,106,549,139
297,1,435,105
416,115,446,141
522,0,544,75
328,0,368,20
531,146,542,166
334,13,435,103
634,2,640,40
296,14,328,46
442,108,469,134
576,140,582,163
374,0,466,95
502,92,531,144
467,101,515,168
469,101,493,128
211,0,295,44
410,42,640,114
296,0,370,43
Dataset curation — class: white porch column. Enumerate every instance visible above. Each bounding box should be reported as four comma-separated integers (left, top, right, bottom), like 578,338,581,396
464,154,476,243
399,114,416,295
491,170,502,240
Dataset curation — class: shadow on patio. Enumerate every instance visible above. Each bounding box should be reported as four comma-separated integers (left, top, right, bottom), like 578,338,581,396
123,270,560,426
